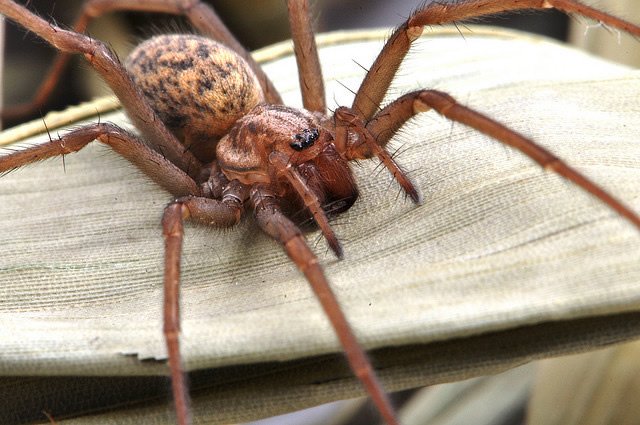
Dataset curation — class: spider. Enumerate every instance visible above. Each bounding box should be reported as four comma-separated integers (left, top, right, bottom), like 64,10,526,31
0,0,639,424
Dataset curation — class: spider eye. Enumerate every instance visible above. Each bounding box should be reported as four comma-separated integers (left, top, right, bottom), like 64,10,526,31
290,128,319,151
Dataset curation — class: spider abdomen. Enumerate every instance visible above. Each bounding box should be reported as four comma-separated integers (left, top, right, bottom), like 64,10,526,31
125,34,264,162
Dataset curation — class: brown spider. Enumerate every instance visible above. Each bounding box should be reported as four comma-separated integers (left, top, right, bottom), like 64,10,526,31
0,0,639,424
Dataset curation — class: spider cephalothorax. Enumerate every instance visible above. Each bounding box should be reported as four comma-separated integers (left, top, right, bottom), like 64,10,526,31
217,104,358,217
0,1,639,424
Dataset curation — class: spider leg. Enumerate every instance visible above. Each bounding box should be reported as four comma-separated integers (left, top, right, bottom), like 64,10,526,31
250,185,399,425
1,0,281,122
0,1,204,178
352,0,640,122
0,122,201,197
162,183,247,425
334,107,421,204
287,0,326,114
371,89,640,230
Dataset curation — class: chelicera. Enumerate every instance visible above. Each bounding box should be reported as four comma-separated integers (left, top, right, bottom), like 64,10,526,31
0,1,639,424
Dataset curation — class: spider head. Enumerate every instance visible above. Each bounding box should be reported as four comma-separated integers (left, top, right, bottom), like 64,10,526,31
217,104,359,217
290,128,319,151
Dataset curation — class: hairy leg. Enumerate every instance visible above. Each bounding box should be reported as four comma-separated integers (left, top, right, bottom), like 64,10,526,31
352,0,640,121
287,0,326,113
162,182,247,425
330,0,640,232
250,184,399,425
334,106,421,203
0,122,200,197
360,89,640,230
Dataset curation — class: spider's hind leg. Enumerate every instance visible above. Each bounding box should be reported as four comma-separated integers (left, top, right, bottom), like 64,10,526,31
0,122,200,197
0,1,203,176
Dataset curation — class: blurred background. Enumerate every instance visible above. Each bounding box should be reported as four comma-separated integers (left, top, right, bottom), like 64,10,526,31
2,0,638,129
1,1,639,424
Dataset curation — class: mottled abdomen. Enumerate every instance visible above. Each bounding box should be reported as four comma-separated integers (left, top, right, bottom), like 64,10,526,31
125,34,264,162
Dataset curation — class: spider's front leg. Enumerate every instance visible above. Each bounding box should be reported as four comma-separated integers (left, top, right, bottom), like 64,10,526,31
334,107,422,204
161,181,247,425
342,81,640,232
335,0,640,231
249,185,399,425
352,0,640,121
336,85,640,232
